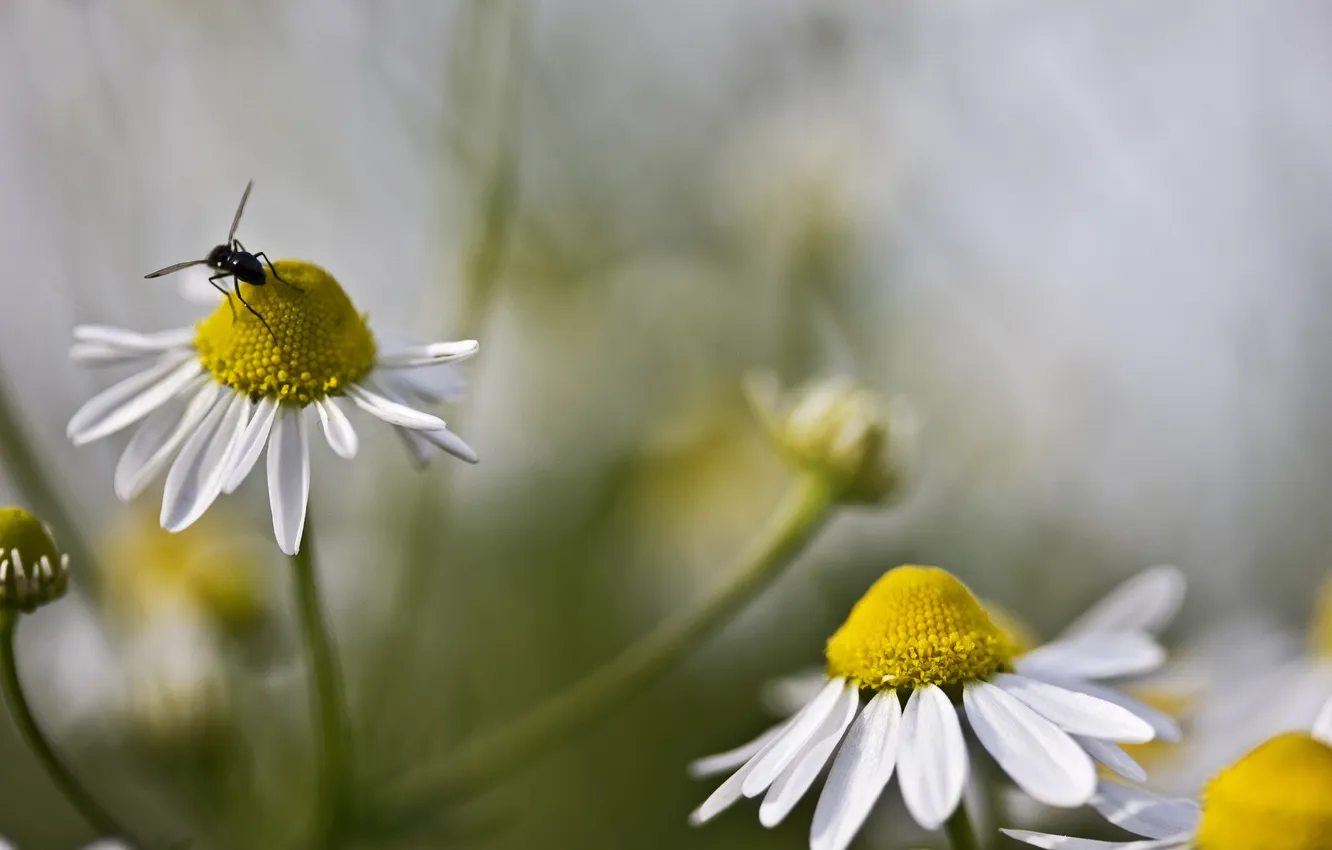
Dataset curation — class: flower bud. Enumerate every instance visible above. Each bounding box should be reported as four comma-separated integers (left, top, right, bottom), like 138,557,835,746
0,507,69,613
745,374,915,504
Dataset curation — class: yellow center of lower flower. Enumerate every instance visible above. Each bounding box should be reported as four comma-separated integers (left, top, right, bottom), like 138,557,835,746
1196,733,1332,850
825,565,1012,689
194,260,376,404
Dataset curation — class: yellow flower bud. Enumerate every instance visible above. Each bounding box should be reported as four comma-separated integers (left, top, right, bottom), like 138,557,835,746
0,507,69,613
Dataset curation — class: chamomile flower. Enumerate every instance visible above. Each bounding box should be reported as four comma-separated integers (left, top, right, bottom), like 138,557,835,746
690,565,1169,850
1003,694,1332,850
67,260,479,554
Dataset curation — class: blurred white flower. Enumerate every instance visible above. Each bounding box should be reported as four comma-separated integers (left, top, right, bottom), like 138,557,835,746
1003,694,1332,850
690,566,1169,850
68,260,478,554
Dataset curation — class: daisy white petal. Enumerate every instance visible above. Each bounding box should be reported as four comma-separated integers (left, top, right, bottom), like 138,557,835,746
809,689,902,850
161,392,249,532
72,324,196,356
67,353,199,445
898,684,968,830
346,382,447,431
314,397,358,459
267,406,310,556
417,425,479,464
759,682,859,827
1314,695,1332,746
1023,674,1182,743
1060,566,1186,639
963,679,1096,808
1016,632,1165,681
224,397,278,494
993,673,1154,743
375,340,479,368
390,366,466,404
114,379,216,500
689,724,787,779
1091,782,1201,839
376,378,478,464
691,716,802,824
1074,735,1146,783
743,678,847,796
1000,829,1192,849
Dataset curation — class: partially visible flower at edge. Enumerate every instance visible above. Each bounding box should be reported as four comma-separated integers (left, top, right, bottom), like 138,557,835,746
0,507,69,614
690,565,1177,850
68,260,479,554
1003,693,1332,850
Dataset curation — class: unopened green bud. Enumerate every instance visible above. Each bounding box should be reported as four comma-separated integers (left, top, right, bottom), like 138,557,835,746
746,374,915,504
0,507,69,613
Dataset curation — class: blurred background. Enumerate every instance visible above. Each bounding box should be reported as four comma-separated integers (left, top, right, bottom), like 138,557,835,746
2,0,1332,847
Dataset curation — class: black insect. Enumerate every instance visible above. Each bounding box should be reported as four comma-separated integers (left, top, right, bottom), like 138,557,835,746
145,180,297,337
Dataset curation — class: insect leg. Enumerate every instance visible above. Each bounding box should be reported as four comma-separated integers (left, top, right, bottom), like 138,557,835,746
208,273,239,321
253,252,302,291
232,279,277,340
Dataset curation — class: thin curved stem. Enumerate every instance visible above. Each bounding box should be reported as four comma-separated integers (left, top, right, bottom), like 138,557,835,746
0,612,135,840
380,474,836,815
945,800,980,850
290,520,353,846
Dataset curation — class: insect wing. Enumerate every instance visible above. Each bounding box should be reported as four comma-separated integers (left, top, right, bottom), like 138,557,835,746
144,259,208,279
228,179,255,243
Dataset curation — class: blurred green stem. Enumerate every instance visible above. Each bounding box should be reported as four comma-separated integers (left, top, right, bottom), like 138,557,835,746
291,519,353,846
945,801,979,850
382,474,836,810
0,611,135,841
0,372,98,595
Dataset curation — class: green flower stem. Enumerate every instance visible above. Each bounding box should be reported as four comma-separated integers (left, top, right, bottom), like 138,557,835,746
382,474,837,812
290,519,353,845
944,800,980,850
0,611,134,841
0,372,98,596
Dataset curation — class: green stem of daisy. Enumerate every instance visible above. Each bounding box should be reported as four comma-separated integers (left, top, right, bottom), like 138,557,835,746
944,800,980,850
380,473,837,813
0,372,98,596
290,520,354,846
0,611,135,841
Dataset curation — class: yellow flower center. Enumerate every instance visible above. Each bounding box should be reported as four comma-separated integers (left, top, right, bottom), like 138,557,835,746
1311,574,1332,659
1196,733,1332,850
825,565,1012,689
194,260,376,404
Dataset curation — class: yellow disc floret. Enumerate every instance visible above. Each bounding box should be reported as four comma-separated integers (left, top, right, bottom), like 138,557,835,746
826,565,1012,689
194,260,375,404
1197,732,1332,850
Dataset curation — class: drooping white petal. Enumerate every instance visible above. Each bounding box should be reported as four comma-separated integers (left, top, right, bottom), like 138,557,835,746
161,392,249,532
375,377,478,464
1021,674,1182,743
1091,781,1201,839
72,325,196,356
1314,694,1332,746
759,682,859,828
375,340,479,368
1000,829,1192,849
810,690,902,850
993,674,1154,743
1016,633,1165,681
897,684,969,830
689,724,787,779
346,382,447,431
418,425,479,463
224,397,278,494
1060,566,1187,639
267,406,310,555
115,379,218,500
1075,735,1146,783
963,680,1096,808
68,353,200,445
763,670,830,716
314,397,358,459
690,726,787,825
390,366,467,404
742,678,847,796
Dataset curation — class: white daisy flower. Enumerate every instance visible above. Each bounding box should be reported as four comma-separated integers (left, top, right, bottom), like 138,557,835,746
1003,694,1332,850
68,260,478,555
690,565,1173,850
